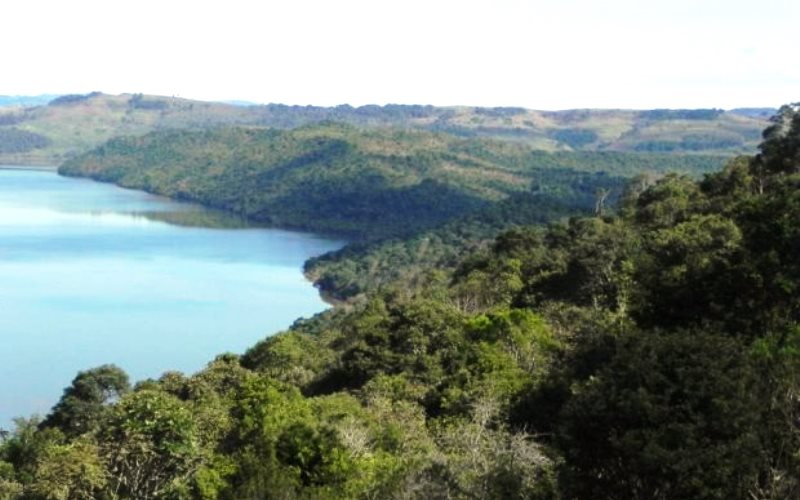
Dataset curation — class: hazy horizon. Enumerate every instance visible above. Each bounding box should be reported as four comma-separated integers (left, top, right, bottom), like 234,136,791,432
2,0,796,110
0,91,783,112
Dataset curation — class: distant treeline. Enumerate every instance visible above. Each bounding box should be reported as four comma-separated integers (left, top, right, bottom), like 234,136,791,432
0,91,771,167
59,123,728,240
638,108,724,120
527,150,727,176
0,114,27,126
48,92,103,106
0,128,51,153
633,135,744,152
129,93,170,110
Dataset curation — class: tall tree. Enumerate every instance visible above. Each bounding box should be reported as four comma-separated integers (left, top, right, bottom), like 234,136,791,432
41,365,130,436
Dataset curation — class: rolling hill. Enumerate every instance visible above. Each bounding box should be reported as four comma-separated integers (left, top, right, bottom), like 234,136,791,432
59,123,727,240
0,92,770,165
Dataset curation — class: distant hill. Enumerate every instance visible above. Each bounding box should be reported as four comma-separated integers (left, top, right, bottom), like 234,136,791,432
728,107,777,119
60,123,727,240
0,92,770,165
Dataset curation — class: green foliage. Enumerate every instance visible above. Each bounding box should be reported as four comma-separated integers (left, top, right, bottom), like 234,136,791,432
755,103,800,177
306,180,625,302
41,364,130,437
48,93,102,106
0,419,64,487
633,136,743,152
100,390,198,498
527,150,728,177
634,213,745,328
558,329,759,500
6,105,800,499
549,128,598,148
59,121,729,306
60,123,730,240
241,332,332,387
0,113,26,126
634,173,706,228
25,440,107,500
749,326,800,498
0,128,50,154
60,125,510,239
275,422,354,488
639,108,725,121
307,297,467,395
129,93,169,110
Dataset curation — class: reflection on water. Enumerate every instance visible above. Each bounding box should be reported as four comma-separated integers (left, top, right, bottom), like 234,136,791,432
132,208,256,229
0,168,343,427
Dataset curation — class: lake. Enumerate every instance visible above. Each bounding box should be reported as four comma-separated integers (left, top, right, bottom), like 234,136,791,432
0,167,343,427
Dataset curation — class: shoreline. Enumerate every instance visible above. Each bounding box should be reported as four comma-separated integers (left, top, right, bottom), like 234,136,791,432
2,165,351,310
304,269,349,309
0,164,58,171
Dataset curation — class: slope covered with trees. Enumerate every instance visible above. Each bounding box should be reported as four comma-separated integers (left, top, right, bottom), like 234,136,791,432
1,105,798,498
0,92,766,165
61,123,724,240
59,122,726,301
59,123,524,239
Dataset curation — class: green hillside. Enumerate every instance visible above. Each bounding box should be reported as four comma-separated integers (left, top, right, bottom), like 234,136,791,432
0,92,769,165
60,123,727,240
60,122,729,304
0,93,267,165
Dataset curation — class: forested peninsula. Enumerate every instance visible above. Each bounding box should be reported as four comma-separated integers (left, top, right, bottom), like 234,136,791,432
1,101,799,499
58,123,725,301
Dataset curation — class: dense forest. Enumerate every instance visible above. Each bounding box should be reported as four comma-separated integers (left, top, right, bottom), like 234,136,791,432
58,123,725,301
59,123,726,240
1,104,799,498
0,129,50,154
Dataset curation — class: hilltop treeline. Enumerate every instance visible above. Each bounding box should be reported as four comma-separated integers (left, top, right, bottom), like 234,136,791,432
0,92,769,165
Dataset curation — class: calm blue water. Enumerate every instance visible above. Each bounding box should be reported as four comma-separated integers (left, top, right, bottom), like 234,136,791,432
0,167,343,426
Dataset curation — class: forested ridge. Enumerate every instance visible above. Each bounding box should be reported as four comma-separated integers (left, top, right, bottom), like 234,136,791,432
59,123,724,240
1,105,799,498
59,123,724,301
0,92,766,165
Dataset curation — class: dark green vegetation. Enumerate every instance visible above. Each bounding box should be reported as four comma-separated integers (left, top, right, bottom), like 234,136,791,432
2,104,799,498
60,123,725,240
0,129,50,154
60,124,516,238
59,122,727,301
0,92,769,165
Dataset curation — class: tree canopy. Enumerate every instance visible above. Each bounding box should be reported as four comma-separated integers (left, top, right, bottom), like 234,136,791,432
2,106,800,498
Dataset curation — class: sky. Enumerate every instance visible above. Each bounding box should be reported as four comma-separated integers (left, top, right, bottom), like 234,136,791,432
2,0,797,109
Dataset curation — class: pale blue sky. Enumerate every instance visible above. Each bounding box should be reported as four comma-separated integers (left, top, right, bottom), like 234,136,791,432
3,0,797,109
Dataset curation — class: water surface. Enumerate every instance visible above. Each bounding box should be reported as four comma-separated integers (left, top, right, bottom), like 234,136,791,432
0,167,342,426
